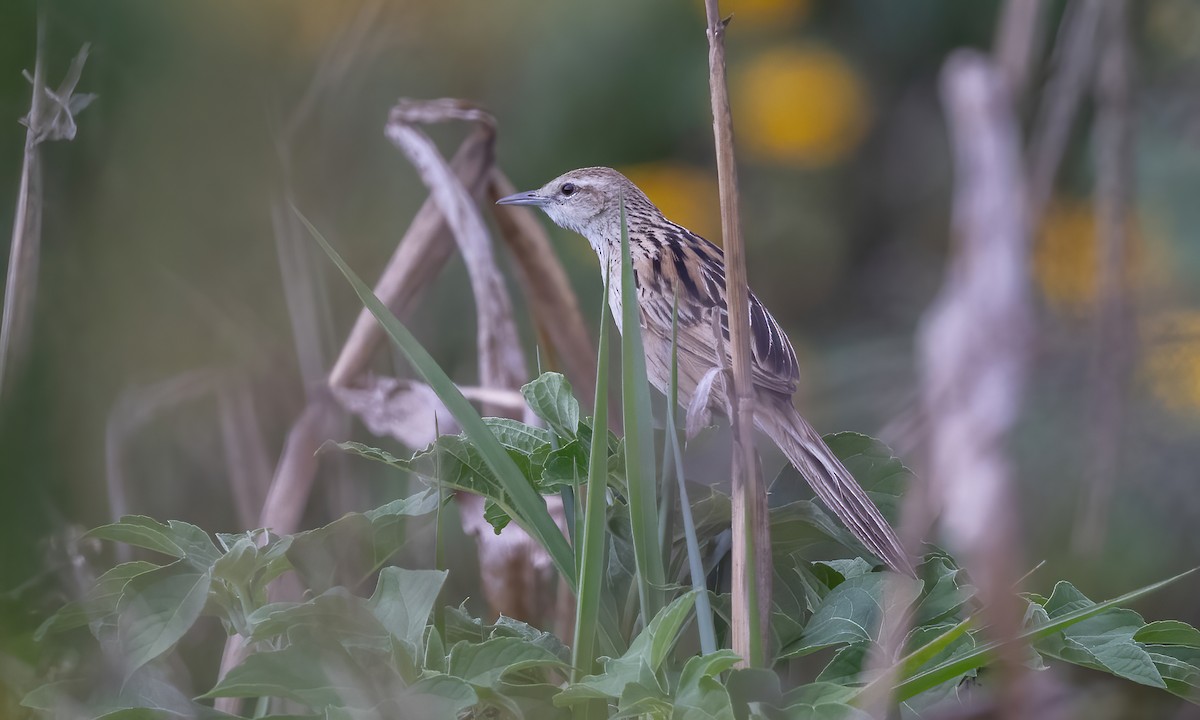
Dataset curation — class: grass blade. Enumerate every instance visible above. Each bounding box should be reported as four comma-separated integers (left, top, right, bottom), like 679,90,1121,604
572,268,613,717
874,567,1198,703
299,208,577,589
618,195,666,623
667,292,717,654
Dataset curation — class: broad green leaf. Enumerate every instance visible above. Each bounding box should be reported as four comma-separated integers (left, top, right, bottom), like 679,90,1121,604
914,555,972,625
116,562,212,674
815,644,870,685
368,567,447,658
303,210,576,588
784,573,921,657
522,372,580,440
286,491,436,594
560,592,698,704
615,680,672,718
447,636,567,688
402,674,478,717
35,561,158,640
491,616,570,663
246,589,390,652
816,559,873,583
883,568,1197,702
88,517,221,570
1136,620,1200,648
672,651,742,720
1148,650,1200,701
205,638,403,709
202,640,352,707
541,440,589,493
211,536,260,589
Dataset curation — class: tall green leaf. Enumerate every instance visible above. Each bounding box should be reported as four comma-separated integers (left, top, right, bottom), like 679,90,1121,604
618,194,665,621
299,209,576,589
572,267,613,690
666,292,717,654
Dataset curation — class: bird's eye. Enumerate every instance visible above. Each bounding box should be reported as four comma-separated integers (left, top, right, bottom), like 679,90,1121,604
561,182,577,197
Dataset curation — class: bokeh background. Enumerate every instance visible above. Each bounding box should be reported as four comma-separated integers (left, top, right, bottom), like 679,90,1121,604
3,0,1200,714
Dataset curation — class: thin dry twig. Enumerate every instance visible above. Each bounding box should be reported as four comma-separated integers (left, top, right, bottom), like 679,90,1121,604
1073,0,1133,554
702,2,769,665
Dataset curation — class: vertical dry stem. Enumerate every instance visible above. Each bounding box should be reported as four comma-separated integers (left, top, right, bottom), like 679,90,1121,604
920,51,1032,718
1073,0,1132,553
702,1,769,665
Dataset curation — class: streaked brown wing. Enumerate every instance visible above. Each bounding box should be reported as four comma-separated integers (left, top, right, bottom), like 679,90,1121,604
630,222,800,397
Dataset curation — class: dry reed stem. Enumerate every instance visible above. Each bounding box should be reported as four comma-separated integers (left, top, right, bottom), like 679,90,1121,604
2,28,94,404
1027,0,1104,221
921,51,1032,717
702,1,769,665
385,99,528,414
1073,0,1132,554
488,169,598,405
993,0,1047,99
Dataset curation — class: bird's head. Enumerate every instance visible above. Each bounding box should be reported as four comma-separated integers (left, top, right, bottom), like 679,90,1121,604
496,167,649,242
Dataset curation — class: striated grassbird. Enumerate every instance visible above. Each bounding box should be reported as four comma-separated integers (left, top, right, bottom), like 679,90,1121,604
498,167,909,573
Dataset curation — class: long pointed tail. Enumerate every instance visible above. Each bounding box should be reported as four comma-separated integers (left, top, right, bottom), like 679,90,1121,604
755,396,913,575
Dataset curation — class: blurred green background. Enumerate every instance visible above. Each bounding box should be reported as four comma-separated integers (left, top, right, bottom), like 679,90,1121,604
3,0,1200,712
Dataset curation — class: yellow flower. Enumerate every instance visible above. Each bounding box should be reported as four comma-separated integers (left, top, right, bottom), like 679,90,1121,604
1033,200,1165,314
619,163,722,244
1143,310,1200,413
735,46,870,167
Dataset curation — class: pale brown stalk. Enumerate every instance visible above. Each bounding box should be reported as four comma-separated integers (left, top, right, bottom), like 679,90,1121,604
702,1,769,665
3,22,95,404
1073,0,1132,554
920,51,1033,718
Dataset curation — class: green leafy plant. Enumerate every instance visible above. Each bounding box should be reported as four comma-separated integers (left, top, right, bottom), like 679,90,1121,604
23,218,1200,719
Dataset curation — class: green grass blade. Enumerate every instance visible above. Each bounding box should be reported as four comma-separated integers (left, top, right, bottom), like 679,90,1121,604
666,292,717,655
572,267,613,707
298,208,576,590
875,567,1198,703
618,194,666,623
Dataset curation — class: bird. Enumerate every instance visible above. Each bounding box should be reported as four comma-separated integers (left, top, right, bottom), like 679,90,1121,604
496,167,910,574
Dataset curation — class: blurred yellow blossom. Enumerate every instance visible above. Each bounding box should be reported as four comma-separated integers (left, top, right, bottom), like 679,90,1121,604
620,162,722,243
735,45,870,167
1143,311,1200,413
1033,200,1166,314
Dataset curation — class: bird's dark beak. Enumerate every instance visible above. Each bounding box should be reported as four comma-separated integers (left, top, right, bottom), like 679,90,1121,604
495,190,549,207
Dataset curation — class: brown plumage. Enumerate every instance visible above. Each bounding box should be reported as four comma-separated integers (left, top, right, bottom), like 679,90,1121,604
498,167,911,574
